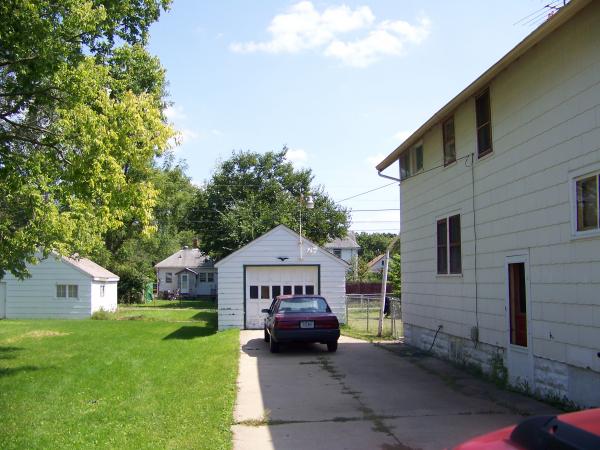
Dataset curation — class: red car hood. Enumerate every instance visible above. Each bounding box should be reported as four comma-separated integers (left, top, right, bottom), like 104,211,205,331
453,408,600,450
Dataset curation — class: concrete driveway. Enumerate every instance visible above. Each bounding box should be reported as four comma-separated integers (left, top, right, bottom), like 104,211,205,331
233,331,558,450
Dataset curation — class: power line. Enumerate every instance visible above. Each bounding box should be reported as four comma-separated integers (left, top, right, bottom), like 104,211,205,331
335,181,397,203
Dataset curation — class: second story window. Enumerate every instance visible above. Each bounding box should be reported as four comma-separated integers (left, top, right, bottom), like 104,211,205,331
333,249,342,258
399,144,424,180
476,89,492,158
437,214,462,275
443,117,456,165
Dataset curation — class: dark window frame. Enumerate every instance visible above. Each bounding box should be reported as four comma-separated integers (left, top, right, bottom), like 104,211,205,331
475,89,493,158
575,174,599,232
249,285,259,299
442,116,456,166
436,214,462,275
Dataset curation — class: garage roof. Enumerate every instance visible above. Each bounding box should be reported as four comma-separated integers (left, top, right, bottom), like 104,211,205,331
214,224,350,268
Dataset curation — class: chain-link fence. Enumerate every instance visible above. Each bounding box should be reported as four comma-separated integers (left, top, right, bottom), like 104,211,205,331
344,294,402,339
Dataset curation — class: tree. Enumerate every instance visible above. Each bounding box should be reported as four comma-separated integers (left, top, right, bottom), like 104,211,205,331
0,0,173,279
356,232,399,263
188,149,350,260
387,254,401,294
92,154,199,302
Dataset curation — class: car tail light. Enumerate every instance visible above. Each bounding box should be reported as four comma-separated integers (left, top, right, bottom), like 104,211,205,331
317,317,339,329
274,316,297,329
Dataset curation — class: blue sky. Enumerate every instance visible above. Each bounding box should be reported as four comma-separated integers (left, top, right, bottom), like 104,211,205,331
148,0,558,233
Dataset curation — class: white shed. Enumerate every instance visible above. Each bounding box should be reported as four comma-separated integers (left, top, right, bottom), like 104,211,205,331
0,254,119,319
215,225,348,330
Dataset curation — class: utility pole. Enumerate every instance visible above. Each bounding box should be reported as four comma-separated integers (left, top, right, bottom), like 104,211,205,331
378,235,400,337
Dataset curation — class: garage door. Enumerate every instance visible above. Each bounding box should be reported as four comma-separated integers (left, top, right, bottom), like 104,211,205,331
245,266,319,329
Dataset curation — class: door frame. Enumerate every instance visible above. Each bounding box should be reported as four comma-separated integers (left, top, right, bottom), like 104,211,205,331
180,273,189,294
504,252,534,387
243,264,321,329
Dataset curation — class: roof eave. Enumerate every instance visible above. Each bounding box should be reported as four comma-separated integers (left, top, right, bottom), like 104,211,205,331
375,0,591,172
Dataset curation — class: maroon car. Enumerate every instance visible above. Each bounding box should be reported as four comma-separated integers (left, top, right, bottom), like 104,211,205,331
453,408,600,450
263,295,340,353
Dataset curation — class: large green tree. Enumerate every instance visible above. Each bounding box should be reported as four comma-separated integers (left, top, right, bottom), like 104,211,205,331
0,0,173,279
189,149,350,260
356,232,400,263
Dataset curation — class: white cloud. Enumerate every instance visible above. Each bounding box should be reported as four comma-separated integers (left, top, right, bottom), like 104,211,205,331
164,105,187,121
392,130,412,143
286,148,308,163
365,152,386,166
230,2,430,67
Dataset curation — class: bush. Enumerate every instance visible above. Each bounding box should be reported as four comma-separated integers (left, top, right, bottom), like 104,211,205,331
91,309,115,320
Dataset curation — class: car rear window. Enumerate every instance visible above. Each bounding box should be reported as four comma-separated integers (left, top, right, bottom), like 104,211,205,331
277,297,329,313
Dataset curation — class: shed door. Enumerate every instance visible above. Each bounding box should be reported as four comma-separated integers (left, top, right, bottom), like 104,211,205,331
0,282,5,318
245,266,319,329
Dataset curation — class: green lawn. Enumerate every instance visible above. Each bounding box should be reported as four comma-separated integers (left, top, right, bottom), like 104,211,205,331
342,306,403,341
0,304,239,450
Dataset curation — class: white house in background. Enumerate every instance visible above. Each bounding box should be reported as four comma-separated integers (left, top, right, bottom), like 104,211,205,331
215,224,348,330
376,0,600,407
367,254,386,274
0,255,118,319
154,247,216,297
324,231,360,263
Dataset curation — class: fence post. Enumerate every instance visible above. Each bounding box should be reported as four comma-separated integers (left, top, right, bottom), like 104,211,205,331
345,296,348,326
366,297,369,332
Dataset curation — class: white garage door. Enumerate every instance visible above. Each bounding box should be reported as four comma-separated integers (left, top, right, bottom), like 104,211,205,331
245,266,319,329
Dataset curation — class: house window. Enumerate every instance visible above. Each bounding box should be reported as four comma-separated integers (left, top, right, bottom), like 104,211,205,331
575,173,599,232
475,89,492,158
165,272,172,283
57,284,78,298
199,272,207,282
100,285,105,297
399,144,424,180
249,285,259,299
333,249,342,258
56,284,67,298
437,214,461,275
207,272,214,283
260,286,270,299
68,285,78,298
443,117,456,166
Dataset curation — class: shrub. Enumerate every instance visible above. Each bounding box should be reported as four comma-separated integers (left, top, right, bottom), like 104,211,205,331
91,309,115,320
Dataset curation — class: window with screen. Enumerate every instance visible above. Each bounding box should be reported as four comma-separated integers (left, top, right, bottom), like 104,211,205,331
207,272,214,282
443,117,456,166
437,214,461,275
476,89,492,158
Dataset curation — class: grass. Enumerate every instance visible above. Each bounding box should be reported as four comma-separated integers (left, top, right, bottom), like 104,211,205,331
125,298,216,309
0,303,239,450
342,307,402,341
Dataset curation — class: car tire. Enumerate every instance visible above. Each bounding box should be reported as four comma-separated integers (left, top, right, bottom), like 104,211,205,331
264,327,270,342
269,337,280,353
327,341,338,353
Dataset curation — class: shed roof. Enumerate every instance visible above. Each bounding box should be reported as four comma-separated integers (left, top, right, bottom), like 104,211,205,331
367,254,385,268
324,231,360,250
376,0,591,171
154,247,213,269
62,255,119,281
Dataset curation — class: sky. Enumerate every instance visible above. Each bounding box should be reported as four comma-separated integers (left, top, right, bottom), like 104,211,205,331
148,0,560,234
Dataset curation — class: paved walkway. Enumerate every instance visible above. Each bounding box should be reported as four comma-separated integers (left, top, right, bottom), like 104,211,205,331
233,331,558,450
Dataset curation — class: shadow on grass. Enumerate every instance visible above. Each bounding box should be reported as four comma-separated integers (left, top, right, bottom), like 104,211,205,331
0,365,50,378
192,311,218,323
0,346,22,360
162,325,217,340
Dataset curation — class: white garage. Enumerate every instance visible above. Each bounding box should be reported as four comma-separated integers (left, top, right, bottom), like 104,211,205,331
215,225,348,330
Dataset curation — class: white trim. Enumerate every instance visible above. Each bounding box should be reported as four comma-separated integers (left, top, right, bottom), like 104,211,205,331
570,164,600,239
504,251,534,387
434,211,463,276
